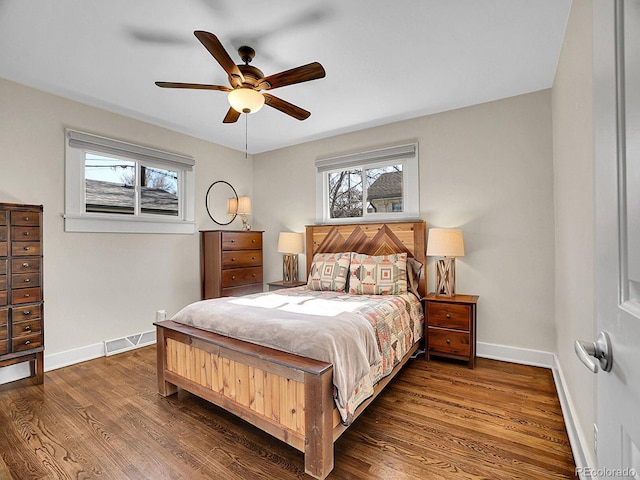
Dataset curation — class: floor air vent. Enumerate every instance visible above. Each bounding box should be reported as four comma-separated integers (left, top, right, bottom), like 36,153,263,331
104,330,156,356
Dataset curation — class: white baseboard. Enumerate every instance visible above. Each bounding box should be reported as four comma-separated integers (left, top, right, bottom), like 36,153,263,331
477,342,595,480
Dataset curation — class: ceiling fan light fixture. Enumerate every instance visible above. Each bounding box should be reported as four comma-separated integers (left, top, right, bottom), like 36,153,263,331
228,88,265,114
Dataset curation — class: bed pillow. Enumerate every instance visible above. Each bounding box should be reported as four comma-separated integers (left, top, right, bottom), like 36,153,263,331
406,257,424,299
307,252,351,292
348,252,408,295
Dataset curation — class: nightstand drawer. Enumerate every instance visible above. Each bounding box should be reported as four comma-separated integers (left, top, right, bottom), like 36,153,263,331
428,327,470,357
427,302,471,330
222,267,263,287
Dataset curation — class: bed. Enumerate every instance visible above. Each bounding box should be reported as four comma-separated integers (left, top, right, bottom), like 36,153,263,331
154,220,427,479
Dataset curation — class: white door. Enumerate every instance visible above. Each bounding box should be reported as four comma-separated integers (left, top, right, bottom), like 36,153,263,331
588,0,640,478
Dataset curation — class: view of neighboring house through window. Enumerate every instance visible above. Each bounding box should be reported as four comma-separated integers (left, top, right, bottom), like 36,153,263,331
84,154,179,216
65,129,195,234
316,143,418,223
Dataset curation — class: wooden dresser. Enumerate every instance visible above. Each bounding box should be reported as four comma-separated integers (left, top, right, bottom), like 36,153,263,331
201,230,264,299
0,203,44,383
424,293,479,368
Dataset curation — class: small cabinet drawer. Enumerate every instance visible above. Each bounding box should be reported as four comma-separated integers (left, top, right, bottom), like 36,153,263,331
12,304,41,320
428,328,471,357
0,339,7,355
427,303,471,330
10,211,41,226
0,211,6,225
222,267,263,287
12,333,42,352
221,232,263,250
11,226,40,240
0,258,6,275
0,242,6,257
0,276,6,290
0,226,6,241
12,319,42,338
222,250,262,268
12,272,40,288
0,291,6,307
10,287,41,304
11,257,41,273
11,242,41,256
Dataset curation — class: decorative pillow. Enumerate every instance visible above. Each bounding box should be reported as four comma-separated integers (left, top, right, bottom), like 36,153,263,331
406,257,423,299
307,252,351,292
349,252,408,295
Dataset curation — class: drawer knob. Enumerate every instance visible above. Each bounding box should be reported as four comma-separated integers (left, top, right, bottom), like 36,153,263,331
446,339,451,344
230,239,235,243
22,262,29,268
251,256,255,260
446,313,451,318
24,293,30,297
252,273,256,277
24,340,31,345
23,310,30,315
24,326,31,331
231,257,236,262
231,276,236,280
24,246,30,251
251,239,255,243
23,232,30,236
24,278,30,283
24,217,29,221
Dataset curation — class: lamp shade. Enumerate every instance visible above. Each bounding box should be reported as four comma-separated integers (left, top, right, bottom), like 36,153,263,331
227,197,238,215
278,232,303,254
228,88,265,114
236,196,251,215
426,228,465,257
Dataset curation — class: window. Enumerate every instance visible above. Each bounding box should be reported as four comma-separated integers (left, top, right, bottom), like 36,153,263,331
65,129,196,234
315,143,419,223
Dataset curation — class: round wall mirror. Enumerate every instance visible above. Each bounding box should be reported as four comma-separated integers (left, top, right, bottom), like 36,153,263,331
205,180,237,226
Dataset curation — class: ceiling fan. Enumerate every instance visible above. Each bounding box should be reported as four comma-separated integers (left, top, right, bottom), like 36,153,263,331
155,31,326,123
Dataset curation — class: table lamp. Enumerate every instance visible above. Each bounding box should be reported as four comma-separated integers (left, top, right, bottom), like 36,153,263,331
278,232,304,283
426,228,465,297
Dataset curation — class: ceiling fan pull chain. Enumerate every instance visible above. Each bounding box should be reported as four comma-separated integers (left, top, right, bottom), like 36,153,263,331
245,114,248,159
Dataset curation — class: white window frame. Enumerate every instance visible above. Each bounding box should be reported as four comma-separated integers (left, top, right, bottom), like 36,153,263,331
315,143,419,223
64,129,196,234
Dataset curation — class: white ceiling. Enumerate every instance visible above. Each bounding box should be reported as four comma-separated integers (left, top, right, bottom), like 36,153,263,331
0,0,571,154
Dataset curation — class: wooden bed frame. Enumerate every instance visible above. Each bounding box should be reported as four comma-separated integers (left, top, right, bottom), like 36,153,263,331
155,220,426,479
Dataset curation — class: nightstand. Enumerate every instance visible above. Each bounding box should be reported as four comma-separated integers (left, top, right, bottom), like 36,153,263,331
267,280,307,291
424,293,479,368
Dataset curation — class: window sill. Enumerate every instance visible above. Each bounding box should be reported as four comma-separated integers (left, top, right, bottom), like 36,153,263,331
63,213,196,234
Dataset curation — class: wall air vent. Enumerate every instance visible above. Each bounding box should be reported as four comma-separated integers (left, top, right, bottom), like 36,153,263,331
104,330,156,356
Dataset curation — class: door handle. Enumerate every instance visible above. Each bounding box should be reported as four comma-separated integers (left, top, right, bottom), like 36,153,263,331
575,331,613,373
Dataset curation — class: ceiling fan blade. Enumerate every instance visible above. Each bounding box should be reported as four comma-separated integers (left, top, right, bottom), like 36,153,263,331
263,94,311,121
155,82,232,92
259,62,325,91
223,107,241,124
194,31,244,87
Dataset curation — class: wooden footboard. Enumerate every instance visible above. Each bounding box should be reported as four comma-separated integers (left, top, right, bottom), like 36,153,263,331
155,320,335,479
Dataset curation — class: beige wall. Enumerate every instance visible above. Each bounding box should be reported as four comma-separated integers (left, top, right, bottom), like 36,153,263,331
0,78,253,365
551,0,596,463
253,90,556,352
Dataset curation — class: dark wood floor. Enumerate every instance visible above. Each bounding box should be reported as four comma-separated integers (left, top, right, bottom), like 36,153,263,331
0,346,577,479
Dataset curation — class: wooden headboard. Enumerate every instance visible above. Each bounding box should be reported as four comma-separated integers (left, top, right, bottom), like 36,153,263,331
305,220,427,297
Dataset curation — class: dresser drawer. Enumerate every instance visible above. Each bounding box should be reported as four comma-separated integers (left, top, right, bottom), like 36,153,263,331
0,291,6,307
11,226,40,241
428,327,471,357
12,304,41,321
11,241,41,256
10,210,41,226
222,250,262,268
0,309,7,340
0,258,6,275
222,267,263,287
0,225,6,241
0,242,6,257
12,318,42,338
427,302,471,330
221,232,263,250
11,287,41,304
0,275,5,290
12,272,40,288
221,283,263,297
12,333,42,352
11,257,41,274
